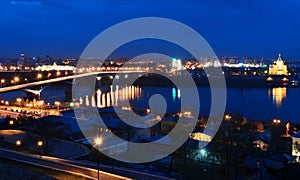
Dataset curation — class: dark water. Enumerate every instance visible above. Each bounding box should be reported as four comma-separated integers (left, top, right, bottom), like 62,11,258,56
2,85,300,123
130,87,300,123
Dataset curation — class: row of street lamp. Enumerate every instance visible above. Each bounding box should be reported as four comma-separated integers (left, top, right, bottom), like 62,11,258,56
0,71,68,88
15,139,43,148
14,137,102,179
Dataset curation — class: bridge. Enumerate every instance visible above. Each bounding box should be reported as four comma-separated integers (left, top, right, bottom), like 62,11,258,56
0,71,143,93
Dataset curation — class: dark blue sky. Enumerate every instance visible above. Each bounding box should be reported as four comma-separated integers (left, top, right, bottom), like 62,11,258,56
0,0,299,59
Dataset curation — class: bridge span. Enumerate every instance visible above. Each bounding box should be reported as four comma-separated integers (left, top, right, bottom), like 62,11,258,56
0,71,143,93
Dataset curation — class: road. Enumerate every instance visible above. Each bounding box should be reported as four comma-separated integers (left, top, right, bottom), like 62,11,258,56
0,147,174,180
50,158,174,180
0,147,129,180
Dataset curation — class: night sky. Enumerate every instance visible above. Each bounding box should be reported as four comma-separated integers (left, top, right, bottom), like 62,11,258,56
0,0,299,59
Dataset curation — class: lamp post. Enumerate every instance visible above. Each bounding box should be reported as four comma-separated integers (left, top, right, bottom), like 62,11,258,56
9,120,14,129
14,76,19,84
146,108,151,114
37,140,43,147
37,140,43,156
56,71,61,76
47,73,51,79
1,79,5,87
94,137,102,180
16,140,21,146
9,120,14,126
37,73,42,81
54,101,60,111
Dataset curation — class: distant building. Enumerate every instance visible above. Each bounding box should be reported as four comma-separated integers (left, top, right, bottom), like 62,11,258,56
35,62,75,71
268,54,288,76
190,132,212,142
17,53,25,69
292,133,300,157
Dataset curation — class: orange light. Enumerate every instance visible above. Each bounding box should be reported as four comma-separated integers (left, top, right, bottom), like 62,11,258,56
37,141,43,146
267,77,273,81
95,137,102,145
37,73,42,79
225,114,231,120
146,108,151,114
14,76,19,82
16,140,21,146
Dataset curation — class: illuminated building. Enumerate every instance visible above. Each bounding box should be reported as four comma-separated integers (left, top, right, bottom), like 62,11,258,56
35,62,75,71
171,58,182,72
17,53,25,69
268,54,288,76
292,133,300,157
190,132,212,142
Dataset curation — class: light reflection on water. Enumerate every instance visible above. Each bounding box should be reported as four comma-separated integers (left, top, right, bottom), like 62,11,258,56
1,84,300,122
268,87,287,108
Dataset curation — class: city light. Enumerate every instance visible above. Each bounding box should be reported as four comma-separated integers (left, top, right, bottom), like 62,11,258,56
37,73,42,80
146,108,151,114
16,140,21,146
94,137,102,180
273,119,281,125
9,120,14,125
37,140,43,147
14,76,19,84
225,114,232,120
54,101,60,110
95,137,102,145
199,149,207,156
1,79,5,87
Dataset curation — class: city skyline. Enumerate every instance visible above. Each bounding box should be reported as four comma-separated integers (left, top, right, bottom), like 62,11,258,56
0,0,299,59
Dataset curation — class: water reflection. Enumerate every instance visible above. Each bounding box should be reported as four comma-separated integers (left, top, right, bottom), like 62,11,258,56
75,85,142,109
268,87,287,107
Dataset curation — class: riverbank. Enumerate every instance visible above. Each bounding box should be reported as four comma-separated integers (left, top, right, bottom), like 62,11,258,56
132,74,299,88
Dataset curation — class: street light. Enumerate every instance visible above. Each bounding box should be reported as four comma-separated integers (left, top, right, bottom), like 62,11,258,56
225,114,231,121
94,137,102,180
37,73,42,81
14,76,19,84
9,120,14,125
146,108,151,114
273,119,281,126
16,140,21,146
200,149,207,157
1,79,5,87
54,101,60,111
16,98,22,106
37,140,43,147
8,120,14,130
37,140,43,155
